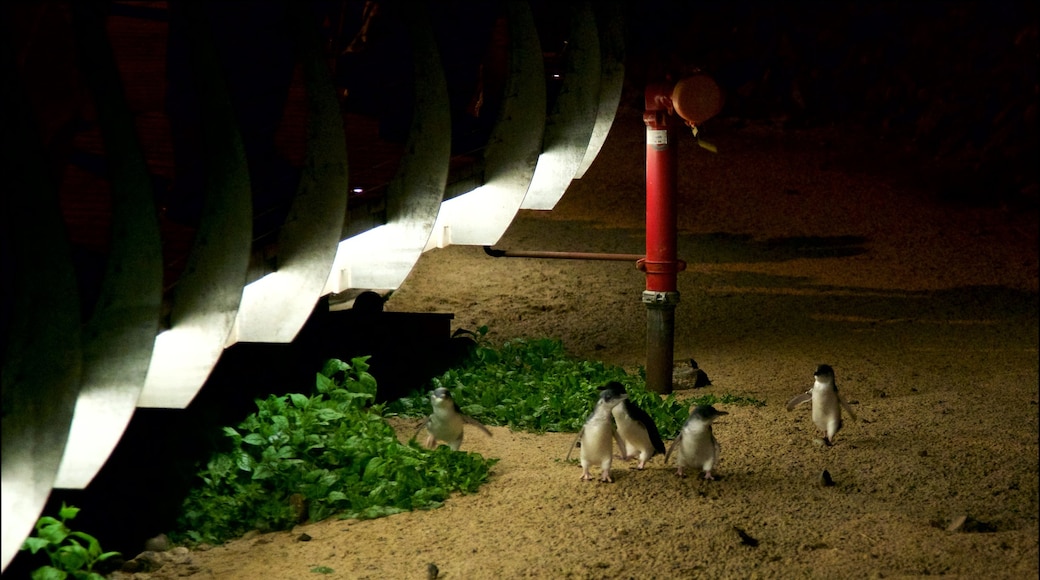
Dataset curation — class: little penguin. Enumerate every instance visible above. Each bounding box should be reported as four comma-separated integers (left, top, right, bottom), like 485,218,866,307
786,364,858,445
665,404,728,480
414,387,492,451
602,382,666,469
566,387,627,482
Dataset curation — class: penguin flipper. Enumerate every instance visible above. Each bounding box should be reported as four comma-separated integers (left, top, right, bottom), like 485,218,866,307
838,394,858,421
786,392,812,411
647,423,667,456
565,428,584,462
462,414,493,437
664,433,683,463
411,417,430,442
612,427,627,458
626,401,666,455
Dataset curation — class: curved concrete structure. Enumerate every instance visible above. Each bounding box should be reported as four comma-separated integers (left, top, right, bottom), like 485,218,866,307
1,45,84,571
521,0,601,210
425,0,546,249
574,0,626,180
54,5,164,490
325,5,451,293
136,8,253,408
0,2,626,572
229,6,350,343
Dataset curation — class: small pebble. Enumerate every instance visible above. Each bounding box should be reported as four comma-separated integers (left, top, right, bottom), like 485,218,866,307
820,470,835,487
144,533,171,552
947,515,968,532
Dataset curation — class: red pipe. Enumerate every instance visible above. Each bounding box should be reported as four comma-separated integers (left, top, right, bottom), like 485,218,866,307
639,82,685,394
639,82,687,291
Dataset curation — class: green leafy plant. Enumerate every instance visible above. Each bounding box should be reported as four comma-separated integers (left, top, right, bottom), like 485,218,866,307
171,356,497,545
20,503,121,580
386,331,765,439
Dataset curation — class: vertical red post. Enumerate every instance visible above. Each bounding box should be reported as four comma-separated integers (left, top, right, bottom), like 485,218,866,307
639,82,684,394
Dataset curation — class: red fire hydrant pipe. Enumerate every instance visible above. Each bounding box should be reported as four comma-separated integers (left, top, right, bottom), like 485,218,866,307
639,82,686,394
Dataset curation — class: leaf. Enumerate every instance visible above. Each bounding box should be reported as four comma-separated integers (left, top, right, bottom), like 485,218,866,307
252,463,274,480
37,521,70,546
29,565,66,580
58,504,80,521
236,452,254,472
55,541,90,573
314,373,336,395
69,531,102,558
96,551,123,562
21,536,50,554
35,516,62,530
242,433,266,446
289,393,309,409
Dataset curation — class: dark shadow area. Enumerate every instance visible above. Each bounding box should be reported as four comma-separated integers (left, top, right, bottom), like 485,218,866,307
674,275,1040,358
680,233,868,263
490,220,868,265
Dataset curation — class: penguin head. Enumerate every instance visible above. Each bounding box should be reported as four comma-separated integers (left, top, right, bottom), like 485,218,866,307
597,384,628,408
814,364,836,381
601,381,627,398
690,404,727,423
430,387,453,405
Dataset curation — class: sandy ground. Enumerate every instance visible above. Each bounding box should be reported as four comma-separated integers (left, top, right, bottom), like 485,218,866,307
111,107,1038,579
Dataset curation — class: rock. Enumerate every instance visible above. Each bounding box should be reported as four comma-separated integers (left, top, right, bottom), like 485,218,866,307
122,551,165,573
427,562,440,579
820,470,835,487
144,533,171,552
947,515,969,532
297,533,312,542
734,527,759,547
947,515,997,533
672,358,712,389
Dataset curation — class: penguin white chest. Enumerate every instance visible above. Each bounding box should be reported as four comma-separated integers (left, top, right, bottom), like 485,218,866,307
677,423,717,470
811,383,842,433
581,412,615,463
428,401,464,447
612,407,650,456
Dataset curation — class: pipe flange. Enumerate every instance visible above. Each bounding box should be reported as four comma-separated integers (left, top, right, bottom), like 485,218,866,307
642,291,680,306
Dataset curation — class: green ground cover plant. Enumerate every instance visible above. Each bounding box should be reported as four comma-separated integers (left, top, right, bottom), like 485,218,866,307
171,357,497,545
387,328,765,439
20,503,121,580
170,332,763,546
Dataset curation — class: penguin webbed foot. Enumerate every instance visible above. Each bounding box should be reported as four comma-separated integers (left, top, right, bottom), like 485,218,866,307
704,471,716,481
